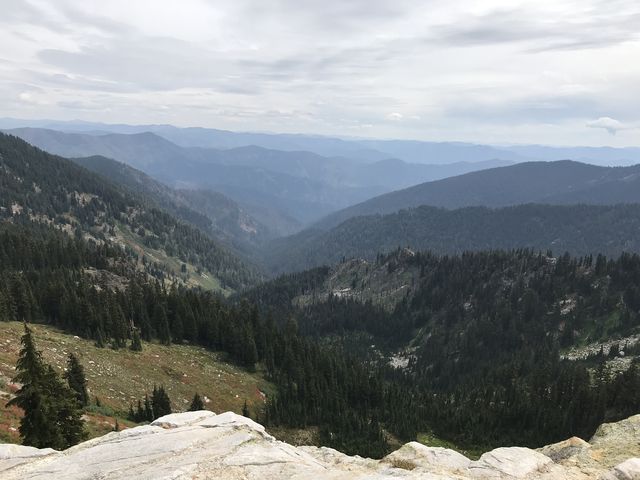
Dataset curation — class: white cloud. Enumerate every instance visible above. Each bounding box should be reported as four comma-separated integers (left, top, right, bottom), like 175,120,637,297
586,116,632,135
0,0,638,146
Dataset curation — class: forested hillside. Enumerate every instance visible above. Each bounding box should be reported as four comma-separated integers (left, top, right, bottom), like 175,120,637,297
317,161,640,229
243,249,640,449
6,128,513,229
0,133,259,291
73,155,274,256
1,133,639,461
0,215,391,456
265,204,640,274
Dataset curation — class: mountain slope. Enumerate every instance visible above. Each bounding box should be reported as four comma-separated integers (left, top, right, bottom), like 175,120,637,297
6,128,514,227
0,322,272,444
0,132,259,291
72,155,274,256
265,203,640,274
243,248,640,448
317,160,640,229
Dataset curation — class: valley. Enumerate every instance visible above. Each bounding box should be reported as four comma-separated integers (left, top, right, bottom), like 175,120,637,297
2,2,640,478
0,125,639,469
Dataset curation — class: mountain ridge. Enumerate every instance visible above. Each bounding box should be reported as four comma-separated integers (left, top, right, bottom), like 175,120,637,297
0,132,260,291
315,160,640,230
264,203,640,274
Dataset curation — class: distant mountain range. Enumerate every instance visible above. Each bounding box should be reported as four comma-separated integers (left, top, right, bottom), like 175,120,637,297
316,160,640,230
4,127,511,229
3,118,640,166
6,120,640,280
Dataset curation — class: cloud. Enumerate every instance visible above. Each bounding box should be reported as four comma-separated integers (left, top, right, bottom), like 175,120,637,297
0,0,638,146
431,7,640,52
586,117,628,135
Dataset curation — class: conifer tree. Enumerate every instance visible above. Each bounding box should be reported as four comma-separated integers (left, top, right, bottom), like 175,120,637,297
44,364,86,448
130,328,142,352
64,353,89,406
94,327,105,348
143,394,153,422
151,385,172,419
242,400,250,418
7,324,53,447
189,392,205,411
7,325,85,449
155,304,171,345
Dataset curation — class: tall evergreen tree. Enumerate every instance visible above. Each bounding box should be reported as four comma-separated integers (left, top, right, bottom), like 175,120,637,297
44,364,86,448
143,394,153,422
151,385,172,419
6,324,54,448
7,325,85,449
130,328,143,352
64,353,89,407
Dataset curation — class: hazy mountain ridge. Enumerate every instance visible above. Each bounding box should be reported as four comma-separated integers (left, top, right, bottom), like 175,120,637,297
5,127,514,228
72,155,275,256
316,160,640,230
3,118,640,166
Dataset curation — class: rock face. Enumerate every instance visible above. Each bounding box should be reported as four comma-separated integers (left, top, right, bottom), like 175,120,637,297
1,411,639,479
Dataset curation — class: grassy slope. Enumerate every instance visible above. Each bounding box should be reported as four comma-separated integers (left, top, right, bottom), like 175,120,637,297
114,221,228,293
0,322,273,444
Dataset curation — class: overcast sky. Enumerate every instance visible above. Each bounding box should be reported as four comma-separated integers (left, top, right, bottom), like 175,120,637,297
1,0,639,146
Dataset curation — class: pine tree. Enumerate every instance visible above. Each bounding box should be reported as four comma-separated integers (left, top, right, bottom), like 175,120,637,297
7,325,85,449
7,324,55,448
134,400,143,422
130,328,142,352
189,392,205,411
242,400,250,418
94,327,105,348
155,304,171,346
143,394,153,422
151,385,172,419
64,353,89,406
44,365,86,448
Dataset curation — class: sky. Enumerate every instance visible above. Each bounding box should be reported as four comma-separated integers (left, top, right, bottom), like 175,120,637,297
1,0,639,146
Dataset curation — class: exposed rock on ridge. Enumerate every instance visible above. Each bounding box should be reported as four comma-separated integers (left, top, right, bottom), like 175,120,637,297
1,411,639,479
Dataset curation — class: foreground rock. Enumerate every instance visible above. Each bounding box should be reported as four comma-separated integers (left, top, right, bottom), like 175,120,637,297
1,411,639,479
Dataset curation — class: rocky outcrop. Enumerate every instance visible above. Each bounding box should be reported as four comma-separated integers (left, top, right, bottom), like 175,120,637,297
1,411,639,479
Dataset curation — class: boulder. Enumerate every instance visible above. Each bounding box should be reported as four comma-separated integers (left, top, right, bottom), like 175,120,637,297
0,444,58,473
538,437,591,463
468,447,554,479
1,412,639,479
150,410,216,429
383,442,470,472
601,458,640,480
589,415,640,469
